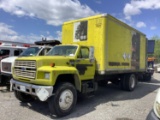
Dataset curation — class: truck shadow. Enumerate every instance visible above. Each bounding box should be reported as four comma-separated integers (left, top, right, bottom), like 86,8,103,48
19,75,160,119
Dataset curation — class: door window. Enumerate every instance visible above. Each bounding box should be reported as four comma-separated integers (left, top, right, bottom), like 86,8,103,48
14,49,23,56
78,47,89,58
0,49,10,56
39,48,51,56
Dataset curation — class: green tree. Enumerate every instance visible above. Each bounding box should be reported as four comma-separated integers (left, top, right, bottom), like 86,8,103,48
151,36,160,63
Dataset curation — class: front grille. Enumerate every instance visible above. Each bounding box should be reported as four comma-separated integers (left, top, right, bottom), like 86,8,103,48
14,60,36,79
15,60,36,68
2,62,11,72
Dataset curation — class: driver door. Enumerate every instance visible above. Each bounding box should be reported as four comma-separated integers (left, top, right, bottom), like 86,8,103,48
76,47,95,80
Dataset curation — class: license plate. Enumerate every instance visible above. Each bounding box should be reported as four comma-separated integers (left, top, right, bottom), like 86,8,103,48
36,88,49,101
20,85,26,92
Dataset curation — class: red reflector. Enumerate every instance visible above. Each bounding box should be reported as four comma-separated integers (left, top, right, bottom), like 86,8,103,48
23,44,30,47
12,44,16,46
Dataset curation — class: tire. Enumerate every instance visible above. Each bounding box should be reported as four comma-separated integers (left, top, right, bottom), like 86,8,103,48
48,82,77,117
124,74,137,91
14,90,34,102
120,75,126,90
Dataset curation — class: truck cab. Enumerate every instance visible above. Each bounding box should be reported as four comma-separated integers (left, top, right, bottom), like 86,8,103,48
0,45,27,60
11,44,95,116
0,45,27,73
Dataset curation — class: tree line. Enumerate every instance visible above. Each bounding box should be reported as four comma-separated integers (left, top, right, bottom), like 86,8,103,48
150,36,160,63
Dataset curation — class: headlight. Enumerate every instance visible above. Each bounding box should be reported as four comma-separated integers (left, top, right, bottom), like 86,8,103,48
154,101,160,118
2,62,11,72
44,73,50,79
153,89,160,118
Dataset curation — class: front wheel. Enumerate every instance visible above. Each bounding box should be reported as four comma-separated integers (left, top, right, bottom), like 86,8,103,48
48,82,77,117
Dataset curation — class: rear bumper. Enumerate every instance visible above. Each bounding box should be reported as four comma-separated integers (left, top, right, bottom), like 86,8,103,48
146,110,159,120
10,79,53,101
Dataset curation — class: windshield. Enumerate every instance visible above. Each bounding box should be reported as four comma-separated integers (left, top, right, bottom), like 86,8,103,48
20,47,41,56
47,45,77,56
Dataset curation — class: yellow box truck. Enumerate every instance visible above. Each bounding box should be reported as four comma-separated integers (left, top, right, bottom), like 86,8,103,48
11,14,152,117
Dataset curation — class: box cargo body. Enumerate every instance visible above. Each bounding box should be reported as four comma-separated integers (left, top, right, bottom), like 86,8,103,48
62,14,146,75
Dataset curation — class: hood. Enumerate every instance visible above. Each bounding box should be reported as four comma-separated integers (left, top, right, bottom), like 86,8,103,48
1,56,18,63
15,56,75,67
0,55,9,61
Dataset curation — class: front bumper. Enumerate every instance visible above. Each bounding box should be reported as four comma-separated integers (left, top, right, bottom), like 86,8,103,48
0,73,12,84
10,79,53,101
1,72,12,78
146,110,159,120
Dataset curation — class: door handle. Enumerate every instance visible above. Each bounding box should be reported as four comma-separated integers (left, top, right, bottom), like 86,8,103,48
76,60,81,63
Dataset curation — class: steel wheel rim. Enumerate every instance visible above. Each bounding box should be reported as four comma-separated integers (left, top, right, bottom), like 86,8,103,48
130,76,135,88
59,89,73,110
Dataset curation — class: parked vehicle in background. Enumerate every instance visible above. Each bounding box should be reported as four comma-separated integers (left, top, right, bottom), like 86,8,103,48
154,64,160,73
0,42,33,65
147,40,155,75
11,14,153,117
147,88,160,120
0,44,27,60
0,44,28,84
0,40,61,85
147,57,155,76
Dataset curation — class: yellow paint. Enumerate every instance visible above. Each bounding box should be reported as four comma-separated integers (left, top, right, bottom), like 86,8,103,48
62,14,146,72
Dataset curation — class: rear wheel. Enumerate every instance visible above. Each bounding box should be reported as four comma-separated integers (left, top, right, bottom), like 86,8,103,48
48,82,77,117
14,90,34,102
120,74,137,91
125,74,137,91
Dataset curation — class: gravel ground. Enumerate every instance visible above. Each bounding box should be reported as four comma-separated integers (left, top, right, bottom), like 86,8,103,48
0,73,160,120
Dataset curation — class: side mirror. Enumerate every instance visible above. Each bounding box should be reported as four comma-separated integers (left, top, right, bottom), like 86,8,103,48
89,46,95,62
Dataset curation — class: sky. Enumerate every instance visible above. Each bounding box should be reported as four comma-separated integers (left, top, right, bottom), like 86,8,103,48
0,0,160,43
